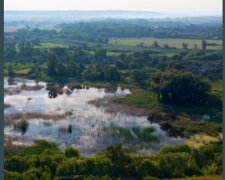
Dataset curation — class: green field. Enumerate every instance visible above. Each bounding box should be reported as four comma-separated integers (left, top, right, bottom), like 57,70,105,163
4,63,47,76
109,38,222,50
210,80,223,97
34,42,68,49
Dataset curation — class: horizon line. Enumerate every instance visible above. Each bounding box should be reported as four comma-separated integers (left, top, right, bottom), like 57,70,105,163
4,9,221,13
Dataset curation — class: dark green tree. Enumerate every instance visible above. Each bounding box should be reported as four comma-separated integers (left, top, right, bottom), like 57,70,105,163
152,41,160,48
181,43,188,49
152,70,210,105
103,65,120,81
64,147,80,158
47,52,58,76
7,65,15,77
202,40,207,50
130,69,147,83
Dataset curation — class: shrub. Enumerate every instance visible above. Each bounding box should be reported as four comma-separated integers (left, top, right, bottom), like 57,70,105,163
64,147,80,158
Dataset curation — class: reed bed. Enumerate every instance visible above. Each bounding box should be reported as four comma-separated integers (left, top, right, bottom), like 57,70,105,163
89,96,151,116
4,111,70,126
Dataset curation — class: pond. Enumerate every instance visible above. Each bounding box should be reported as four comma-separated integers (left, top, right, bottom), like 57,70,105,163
4,77,184,155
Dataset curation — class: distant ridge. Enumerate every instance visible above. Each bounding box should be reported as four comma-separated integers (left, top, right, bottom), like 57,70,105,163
5,10,160,13
4,10,162,22
4,10,221,23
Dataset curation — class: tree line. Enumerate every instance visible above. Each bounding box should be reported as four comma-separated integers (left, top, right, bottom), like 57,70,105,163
4,140,222,179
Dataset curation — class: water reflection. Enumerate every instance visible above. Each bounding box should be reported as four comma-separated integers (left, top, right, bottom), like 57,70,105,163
7,77,15,86
104,86,117,94
4,78,183,155
46,83,64,99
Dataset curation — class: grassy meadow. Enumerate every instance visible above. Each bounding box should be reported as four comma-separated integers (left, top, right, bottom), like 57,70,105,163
109,38,222,50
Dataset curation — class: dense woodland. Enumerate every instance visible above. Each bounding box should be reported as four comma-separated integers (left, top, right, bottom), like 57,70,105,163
4,140,222,179
4,17,223,179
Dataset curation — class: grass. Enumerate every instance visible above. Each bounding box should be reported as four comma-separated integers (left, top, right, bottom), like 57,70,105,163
185,133,222,148
46,38,164,53
4,63,47,76
210,80,222,97
15,69,31,75
113,89,160,109
107,51,122,57
113,88,221,117
113,89,222,138
34,42,68,49
4,63,34,76
109,38,222,50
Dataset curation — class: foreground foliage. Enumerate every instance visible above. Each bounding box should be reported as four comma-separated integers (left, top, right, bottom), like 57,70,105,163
4,140,222,179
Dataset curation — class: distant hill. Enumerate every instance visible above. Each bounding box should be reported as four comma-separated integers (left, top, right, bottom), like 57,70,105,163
4,10,163,22
4,10,222,23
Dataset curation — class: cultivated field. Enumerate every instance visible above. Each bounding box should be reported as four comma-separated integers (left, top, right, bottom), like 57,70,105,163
109,38,222,50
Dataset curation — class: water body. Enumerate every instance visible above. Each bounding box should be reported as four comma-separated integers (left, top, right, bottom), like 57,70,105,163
4,77,183,155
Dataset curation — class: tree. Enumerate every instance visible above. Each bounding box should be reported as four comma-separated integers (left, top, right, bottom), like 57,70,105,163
120,53,126,60
5,47,17,61
152,70,210,105
103,65,120,81
128,60,143,70
16,118,29,135
5,156,28,173
194,44,198,49
136,160,159,177
67,125,73,134
64,147,80,158
138,42,144,47
181,43,188,49
67,61,78,76
130,69,147,83
104,144,131,176
7,65,15,77
152,41,160,48
163,44,170,49
158,152,199,178
57,62,67,76
115,60,127,70
202,40,207,50
23,167,52,179
47,52,58,76
95,49,107,60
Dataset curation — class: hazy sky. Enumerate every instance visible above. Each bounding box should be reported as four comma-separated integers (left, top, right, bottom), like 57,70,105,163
5,0,222,13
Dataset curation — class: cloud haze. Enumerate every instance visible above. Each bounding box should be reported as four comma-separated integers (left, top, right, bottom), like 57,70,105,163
5,0,222,15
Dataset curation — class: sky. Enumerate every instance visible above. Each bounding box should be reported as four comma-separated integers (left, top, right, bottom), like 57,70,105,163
5,0,222,14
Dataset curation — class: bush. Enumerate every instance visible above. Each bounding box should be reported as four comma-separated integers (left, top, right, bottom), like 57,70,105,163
20,140,57,156
136,159,159,177
64,147,80,158
5,156,29,173
4,141,222,179
4,170,23,180
157,152,199,178
16,118,29,135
